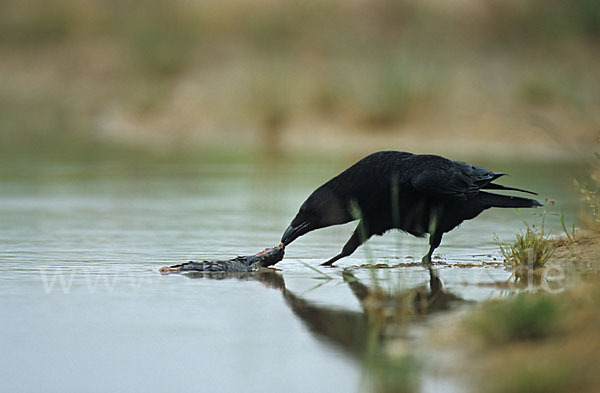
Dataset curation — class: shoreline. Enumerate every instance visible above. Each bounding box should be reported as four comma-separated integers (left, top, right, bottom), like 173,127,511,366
419,231,600,392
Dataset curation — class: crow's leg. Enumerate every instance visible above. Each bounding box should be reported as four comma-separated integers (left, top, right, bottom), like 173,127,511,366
321,224,363,266
422,232,443,265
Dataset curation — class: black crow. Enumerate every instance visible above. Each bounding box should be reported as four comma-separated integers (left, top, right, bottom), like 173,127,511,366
280,151,542,266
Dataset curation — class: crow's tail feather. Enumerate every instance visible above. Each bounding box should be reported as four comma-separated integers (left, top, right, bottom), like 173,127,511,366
483,183,538,195
478,191,542,208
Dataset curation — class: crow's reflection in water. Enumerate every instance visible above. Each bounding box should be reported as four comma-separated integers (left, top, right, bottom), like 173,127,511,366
276,267,466,393
180,268,465,392
283,267,465,359
180,267,464,361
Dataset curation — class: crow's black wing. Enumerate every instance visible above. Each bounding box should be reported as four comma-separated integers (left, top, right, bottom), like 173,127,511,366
454,160,538,195
409,157,499,200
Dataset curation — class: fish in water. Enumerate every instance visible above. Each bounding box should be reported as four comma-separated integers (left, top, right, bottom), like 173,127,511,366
159,244,285,274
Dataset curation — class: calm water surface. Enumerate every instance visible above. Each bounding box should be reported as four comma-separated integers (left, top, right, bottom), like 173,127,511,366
0,153,583,393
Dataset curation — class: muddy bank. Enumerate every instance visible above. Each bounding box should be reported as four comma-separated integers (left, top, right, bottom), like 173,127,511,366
421,232,600,393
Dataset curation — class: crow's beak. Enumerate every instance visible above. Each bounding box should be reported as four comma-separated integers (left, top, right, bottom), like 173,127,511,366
281,222,311,246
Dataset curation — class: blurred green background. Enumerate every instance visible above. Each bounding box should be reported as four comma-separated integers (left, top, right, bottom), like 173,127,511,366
1,0,599,159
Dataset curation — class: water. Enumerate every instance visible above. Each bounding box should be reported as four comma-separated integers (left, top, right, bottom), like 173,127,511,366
0,152,583,392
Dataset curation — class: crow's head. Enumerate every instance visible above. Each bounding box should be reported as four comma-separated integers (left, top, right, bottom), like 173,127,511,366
281,185,353,246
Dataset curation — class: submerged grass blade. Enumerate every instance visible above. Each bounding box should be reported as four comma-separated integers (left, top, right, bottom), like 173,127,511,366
300,260,333,280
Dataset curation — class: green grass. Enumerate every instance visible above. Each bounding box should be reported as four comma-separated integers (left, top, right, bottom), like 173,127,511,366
365,350,419,393
497,227,554,269
495,212,554,280
468,293,563,344
560,210,576,243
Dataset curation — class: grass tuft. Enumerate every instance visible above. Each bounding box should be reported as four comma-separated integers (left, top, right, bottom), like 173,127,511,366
467,294,563,344
495,220,554,280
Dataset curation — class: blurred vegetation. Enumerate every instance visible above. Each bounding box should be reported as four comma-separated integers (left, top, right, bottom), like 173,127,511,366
464,281,600,393
0,0,599,156
576,152,600,229
464,172,600,393
467,294,563,344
